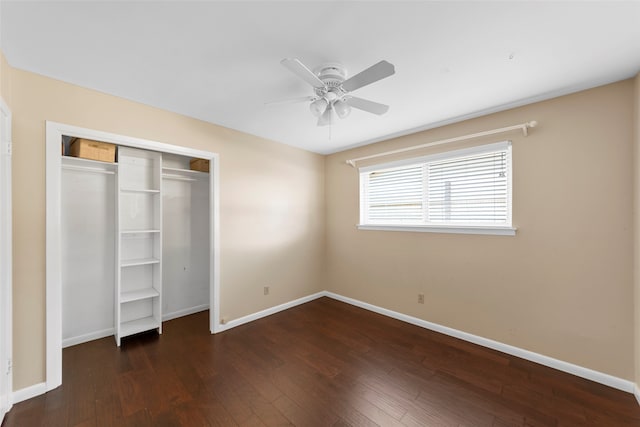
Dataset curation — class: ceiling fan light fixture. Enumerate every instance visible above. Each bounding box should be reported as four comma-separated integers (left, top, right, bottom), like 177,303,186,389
318,104,333,127
334,99,351,119
309,98,328,117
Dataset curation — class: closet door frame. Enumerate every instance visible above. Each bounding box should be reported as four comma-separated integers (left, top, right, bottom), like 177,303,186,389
0,98,12,422
45,121,220,391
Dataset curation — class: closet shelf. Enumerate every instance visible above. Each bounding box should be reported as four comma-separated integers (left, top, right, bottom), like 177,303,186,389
121,187,160,194
120,316,160,337
120,288,160,303
121,257,160,267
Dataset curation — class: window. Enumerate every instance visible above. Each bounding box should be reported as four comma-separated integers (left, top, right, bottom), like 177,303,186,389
359,141,514,235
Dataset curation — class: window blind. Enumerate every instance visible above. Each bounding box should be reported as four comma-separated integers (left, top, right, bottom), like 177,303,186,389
427,150,508,224
360,141,511,228
365,165,424,223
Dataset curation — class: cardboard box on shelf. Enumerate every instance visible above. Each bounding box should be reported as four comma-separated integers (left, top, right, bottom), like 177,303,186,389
190,158,209,173
68,138,116,163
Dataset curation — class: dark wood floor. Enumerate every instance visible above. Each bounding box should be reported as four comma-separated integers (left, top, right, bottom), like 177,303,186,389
4,297,640,426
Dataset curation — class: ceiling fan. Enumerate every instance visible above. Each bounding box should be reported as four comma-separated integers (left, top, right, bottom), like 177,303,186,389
273,58,395,126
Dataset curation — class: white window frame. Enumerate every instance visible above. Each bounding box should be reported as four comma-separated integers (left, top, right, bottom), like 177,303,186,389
358,141,516,236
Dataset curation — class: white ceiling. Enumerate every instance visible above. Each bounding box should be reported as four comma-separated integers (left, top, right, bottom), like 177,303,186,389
2,1,640,154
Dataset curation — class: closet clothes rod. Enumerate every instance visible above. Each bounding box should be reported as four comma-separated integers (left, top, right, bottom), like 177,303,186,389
162,174,197,182
62,164,116,175
345,120,538,167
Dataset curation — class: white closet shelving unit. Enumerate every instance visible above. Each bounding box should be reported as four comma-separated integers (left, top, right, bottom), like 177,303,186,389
115,147,163,346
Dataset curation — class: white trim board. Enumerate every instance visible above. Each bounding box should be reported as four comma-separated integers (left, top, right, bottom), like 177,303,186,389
635,384,640,406
216,292,326,332
12,382,46,405
0,97,13,422
163,305,209,322
62,328,114,349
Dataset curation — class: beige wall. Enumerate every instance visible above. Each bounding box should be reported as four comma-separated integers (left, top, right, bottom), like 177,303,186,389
326,80,635,380
7,62,325,389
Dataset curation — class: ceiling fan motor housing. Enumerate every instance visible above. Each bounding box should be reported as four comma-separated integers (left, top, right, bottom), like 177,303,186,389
313,63,348,98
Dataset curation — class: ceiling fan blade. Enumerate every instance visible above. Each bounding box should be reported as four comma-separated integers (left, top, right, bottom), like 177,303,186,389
281,58,325,89
346,96,389,115
265,95,315,106
317,104,333,126
341,60,395,92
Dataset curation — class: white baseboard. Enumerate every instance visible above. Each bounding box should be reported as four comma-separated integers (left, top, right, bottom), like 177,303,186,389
324,291,635,394
62,328,114,348
216,292,325,332
635,384,640,406
12,382,47,404
163,304,209,322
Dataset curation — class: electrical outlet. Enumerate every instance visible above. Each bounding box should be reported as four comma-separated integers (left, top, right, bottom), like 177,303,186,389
418,293,425,304
264,286,270,295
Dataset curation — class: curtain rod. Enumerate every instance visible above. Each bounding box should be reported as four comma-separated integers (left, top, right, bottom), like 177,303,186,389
346,120,537,167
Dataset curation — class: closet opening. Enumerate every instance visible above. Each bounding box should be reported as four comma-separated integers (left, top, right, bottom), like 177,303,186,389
46,122,220,391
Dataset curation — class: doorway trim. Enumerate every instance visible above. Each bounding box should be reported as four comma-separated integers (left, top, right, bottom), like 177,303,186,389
45,121,221,391
0,97,13,422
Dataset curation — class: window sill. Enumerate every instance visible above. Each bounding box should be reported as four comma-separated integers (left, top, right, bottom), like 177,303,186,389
357,224,517,236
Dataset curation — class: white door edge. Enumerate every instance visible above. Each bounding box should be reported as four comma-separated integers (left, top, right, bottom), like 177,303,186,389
0,97,13,422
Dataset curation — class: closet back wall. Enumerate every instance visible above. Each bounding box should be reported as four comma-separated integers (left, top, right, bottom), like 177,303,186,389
162,153,210,321
9,64,325,390
61,160,115,346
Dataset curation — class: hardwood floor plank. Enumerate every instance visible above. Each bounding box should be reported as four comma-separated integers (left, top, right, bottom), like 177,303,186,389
269,363,341,426
67,374,97,425
121,408,152,427
430,371,557,426
272,394,337,427
349,380,409,420
4,297,640,426
231,354,284,404
357,371,420,403
94,389,126,427
195,399,238,427
274,358,378,426
116,370,151,418
146,367,192,417
208,368,258,425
